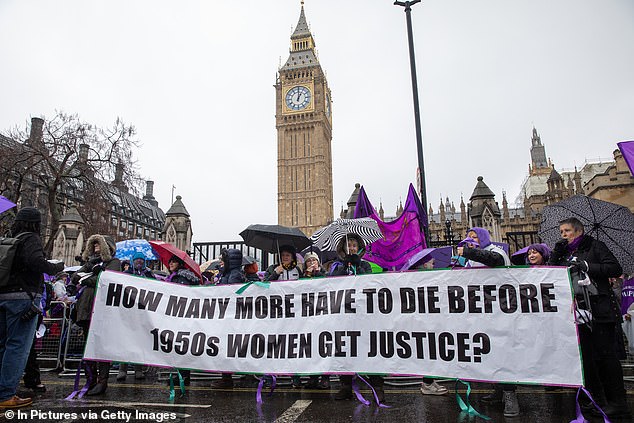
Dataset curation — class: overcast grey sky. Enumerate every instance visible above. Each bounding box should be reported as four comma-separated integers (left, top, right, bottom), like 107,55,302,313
1,0,633,241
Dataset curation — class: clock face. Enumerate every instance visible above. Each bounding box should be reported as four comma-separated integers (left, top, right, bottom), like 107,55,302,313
285,86,311,111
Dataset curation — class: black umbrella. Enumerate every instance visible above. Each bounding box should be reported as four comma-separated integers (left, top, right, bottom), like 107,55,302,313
539,195,634,273
239,224,312,254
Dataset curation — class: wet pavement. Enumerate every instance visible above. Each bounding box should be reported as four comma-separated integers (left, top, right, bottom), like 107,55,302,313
1,372,632,422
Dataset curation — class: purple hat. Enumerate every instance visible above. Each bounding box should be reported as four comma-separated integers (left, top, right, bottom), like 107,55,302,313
467,227,492,248
526,243,551,263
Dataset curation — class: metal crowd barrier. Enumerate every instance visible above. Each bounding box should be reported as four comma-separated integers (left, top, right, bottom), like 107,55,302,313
34,301,68,371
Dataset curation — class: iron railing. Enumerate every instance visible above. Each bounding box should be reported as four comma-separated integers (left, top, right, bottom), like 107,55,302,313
192,241,273,269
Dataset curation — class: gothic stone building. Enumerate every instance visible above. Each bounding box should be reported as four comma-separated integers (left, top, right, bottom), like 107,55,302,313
1,116,193,264
342,128,628,254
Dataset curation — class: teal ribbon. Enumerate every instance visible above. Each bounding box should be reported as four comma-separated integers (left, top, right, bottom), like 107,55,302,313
235,280,270,295
455,380,491,420
168,369,186,402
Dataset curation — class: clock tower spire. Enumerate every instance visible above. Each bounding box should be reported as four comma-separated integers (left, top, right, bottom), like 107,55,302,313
275,3,333,236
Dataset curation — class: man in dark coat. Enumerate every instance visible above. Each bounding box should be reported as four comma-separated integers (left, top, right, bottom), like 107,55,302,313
0,207,64,409
549,217,630,418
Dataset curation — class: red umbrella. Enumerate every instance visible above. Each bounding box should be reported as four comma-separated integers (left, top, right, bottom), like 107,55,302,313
149,241,202,282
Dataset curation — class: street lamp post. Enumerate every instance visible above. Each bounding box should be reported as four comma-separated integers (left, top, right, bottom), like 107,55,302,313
444,218,454,246
394,0,429,242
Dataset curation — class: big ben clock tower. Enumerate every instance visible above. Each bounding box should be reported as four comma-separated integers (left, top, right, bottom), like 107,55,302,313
276,2,333,236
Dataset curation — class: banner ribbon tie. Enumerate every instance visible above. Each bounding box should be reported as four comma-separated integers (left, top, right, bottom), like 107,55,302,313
455,380,491,420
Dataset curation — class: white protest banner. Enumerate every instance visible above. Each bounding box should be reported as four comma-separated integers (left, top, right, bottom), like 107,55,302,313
84,267,583,386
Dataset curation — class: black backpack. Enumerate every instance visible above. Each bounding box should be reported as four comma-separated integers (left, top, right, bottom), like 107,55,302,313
0,232,28,287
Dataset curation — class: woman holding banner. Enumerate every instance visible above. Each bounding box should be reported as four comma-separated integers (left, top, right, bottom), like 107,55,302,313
72,234,120,396
549,217,630,419
264,245,302,281
457,227,519,417
329,235,384,403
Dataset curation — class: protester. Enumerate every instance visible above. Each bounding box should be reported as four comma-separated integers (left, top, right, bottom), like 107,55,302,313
418,258,449,396
163,255,200,386
327,235,383,402
456,227,518,416
125,252,154,279
295,251,328,389
71,234,120,396
302,252,325,278
457,227,511,268
329,234,372,276
210,249,246,389
0,208,64,409
243,262,260,282
120,260,130,273
525,243,550,265
549,217,630,418
165,256,199,286
265,245,302,281
118,252,154,382
217,249,246,285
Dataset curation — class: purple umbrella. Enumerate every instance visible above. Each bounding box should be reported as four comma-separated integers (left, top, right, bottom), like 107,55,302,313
0,195,16,215
400,246,453,270
511,246,530,265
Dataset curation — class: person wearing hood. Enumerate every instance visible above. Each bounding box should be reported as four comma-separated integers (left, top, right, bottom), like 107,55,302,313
265,245,302,281
209,249,247,389
218,249,246,285
125,252,155,279
71,234,120,396
327,234,383,402
525,244,550,266
117,252,153,381
329,234,372,276
549,217,629,419
0,208,64,409
455,228,518,416
457,227,510,268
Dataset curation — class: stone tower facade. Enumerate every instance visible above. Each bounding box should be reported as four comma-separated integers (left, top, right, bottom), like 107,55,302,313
163,195,193,254
275,4,333,236
51,205,85,267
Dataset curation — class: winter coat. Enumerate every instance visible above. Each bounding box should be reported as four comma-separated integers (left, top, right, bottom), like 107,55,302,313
125,252,155,279
265,264,302,281
329,256,372,276
549,234,622,322
301,266,326,279
218,249,246,285
462,244,510,267
4,232,64,295
126,267,155,279
72,234,120,324
167,269,200,286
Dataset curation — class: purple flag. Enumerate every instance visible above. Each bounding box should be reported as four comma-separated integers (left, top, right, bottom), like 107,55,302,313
622,278,634,316
617,141,634,177
0,195,16,215
353,184,427,270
